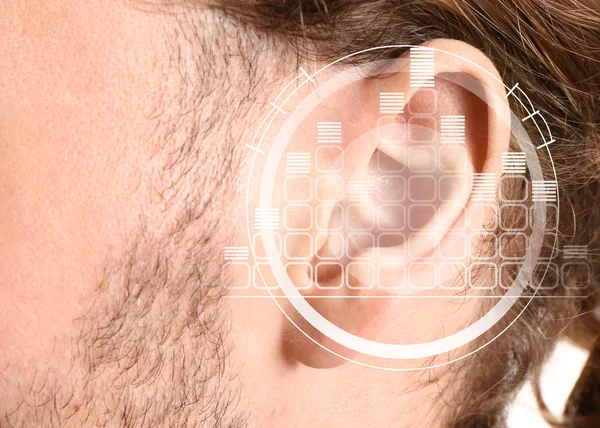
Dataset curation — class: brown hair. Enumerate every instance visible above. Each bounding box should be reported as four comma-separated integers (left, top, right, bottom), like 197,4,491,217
207,0,600,426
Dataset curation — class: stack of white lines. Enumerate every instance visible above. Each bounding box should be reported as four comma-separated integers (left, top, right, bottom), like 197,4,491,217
472,173,496,201
286,152,311,174
410,47,435,88
223,246,249,261
255,208,280,230
379,92,405,114
348,180,375,203
563,245,588,259
532,181,557,202
317,122,343,144
502,152,527,174
440,115,466,144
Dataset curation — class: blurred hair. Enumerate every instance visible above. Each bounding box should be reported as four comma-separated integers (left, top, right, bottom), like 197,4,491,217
206,1,600,426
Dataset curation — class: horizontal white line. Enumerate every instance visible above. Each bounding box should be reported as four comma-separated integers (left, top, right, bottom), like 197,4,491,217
224,295,592,299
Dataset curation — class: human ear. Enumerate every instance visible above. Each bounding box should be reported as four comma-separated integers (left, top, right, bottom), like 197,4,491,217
247,39,511,368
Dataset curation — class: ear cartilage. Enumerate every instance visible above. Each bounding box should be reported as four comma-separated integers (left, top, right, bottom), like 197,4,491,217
409,47,435,88
501,151,527,174
531,180,557,202
379,92,404,115
471,173,496,201
440,115,465,144
317,121,342,144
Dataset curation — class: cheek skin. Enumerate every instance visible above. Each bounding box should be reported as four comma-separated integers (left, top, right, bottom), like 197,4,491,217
0,1,169,358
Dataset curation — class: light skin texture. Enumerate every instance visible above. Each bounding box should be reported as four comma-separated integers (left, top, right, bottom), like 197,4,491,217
0,1,509,427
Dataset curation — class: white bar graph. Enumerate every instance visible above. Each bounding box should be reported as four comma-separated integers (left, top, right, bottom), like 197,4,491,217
441,115,465,144
410,47,435,88
286,152,311,175
532,181,557,202
379,92,404,115
255,208,280,230
502,152,527,174
348,180,375,202
472,173,496,201
563,245,588,259
224,246,249,261
317,122,342,144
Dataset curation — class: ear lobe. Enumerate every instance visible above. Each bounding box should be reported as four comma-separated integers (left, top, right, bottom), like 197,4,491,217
277,39,511,368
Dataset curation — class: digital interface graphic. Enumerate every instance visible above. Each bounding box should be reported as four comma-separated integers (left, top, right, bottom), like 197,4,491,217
223,46,592,370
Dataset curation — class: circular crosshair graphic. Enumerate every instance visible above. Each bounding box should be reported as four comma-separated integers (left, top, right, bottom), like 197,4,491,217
244,45,559,370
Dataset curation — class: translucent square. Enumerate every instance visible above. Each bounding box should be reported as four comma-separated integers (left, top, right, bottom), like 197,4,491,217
253,262,279,289
316,204,344,231
284,176,312,202
500,175,529,202
499,203,528,231
284,232,313,260
377,233,406,260
376,175,406,203
347,262,376,289
439,232,468,260
316,232,345,260
408,262,436,289
534,262,560,290
377,116,406,144
407,88,437,115
315,262,344,289
377,147,407,173
539,232,559,261
316,146,344,173
284,204,313,231
378,262,406,290
562,261,592,290
221,262,251,290
408,117,436,143
471,231,498,260
439,175,462,202
439,262,467,290
499,261,522,290
377,204,406,231
529,204,558,229
468,203,499,231
408,204,436,230
347,232,375,259
439,146,468,173
285,262,313,289
347,204,375,231
409,232,435,259
253,232,282,260
468,262,498,290
499,232,528,260
408,146,437,172
315,175,344,202
408,176,437,202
